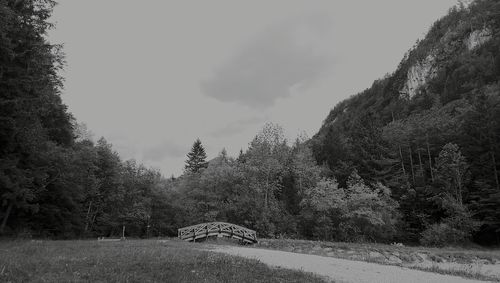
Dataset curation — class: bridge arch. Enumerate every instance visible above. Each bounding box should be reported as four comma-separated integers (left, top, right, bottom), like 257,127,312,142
178,222,257,244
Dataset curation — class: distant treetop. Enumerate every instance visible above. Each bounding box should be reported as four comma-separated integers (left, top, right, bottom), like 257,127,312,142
184,138,208,173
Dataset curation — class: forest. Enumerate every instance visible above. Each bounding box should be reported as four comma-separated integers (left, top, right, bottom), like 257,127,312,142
1,0,499,247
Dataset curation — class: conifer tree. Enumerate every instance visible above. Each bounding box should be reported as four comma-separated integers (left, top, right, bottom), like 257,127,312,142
185,139,208,173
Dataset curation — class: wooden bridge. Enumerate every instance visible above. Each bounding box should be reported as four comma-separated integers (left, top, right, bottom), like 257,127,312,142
178,222,257,244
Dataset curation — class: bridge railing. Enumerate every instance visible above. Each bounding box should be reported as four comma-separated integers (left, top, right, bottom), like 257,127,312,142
178,222,257,243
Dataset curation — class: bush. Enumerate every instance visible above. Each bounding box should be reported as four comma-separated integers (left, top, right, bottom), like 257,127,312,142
420,223,471,247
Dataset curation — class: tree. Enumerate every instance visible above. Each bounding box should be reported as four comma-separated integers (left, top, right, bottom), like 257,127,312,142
342,171,400,242
120,160,161,237
245,123,288,209
92,138,125,236
291,138,322,194
460,91,500,244
184,139,208,173
420,195,480,247
0,0,74,234
224,123,296,237
435,143,469,204
301,178,344,214
420,143,479,246
300,178,345,240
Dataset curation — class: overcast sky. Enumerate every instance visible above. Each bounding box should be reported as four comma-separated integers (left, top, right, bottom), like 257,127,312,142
48,0,457,177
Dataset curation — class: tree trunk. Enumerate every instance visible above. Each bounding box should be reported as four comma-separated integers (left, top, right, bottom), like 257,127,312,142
490,147,500,191
0,201,14,233
398,146,407,177
146,217,150,238
265,171,269,208
90,204,99,231
84,200,93,232
426,135,435,182
418,148,424,177
456,167,463,204
409,144,416,184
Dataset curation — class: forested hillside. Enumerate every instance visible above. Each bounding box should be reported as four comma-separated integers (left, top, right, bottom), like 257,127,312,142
311,0,500,245
0,0,164,238
1,0,499,247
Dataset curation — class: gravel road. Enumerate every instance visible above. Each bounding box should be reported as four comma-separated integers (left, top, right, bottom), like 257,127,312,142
211,246,492,283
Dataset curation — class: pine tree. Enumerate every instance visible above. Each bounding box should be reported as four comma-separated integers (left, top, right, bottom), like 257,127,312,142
185,139,208,173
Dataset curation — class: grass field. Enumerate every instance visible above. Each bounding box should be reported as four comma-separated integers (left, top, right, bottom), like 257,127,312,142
0,239,327,282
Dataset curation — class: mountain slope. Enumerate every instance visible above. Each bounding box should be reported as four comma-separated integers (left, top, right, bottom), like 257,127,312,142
311,0,500,244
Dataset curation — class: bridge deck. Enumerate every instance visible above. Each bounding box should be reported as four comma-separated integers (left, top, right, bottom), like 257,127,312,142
178,222,257,244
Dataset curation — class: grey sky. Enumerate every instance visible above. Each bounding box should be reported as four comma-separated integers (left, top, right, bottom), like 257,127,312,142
201,13,334,108
49,0,457,176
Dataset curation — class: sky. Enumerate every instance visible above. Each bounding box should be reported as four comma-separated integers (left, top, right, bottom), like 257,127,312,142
48,0,458,177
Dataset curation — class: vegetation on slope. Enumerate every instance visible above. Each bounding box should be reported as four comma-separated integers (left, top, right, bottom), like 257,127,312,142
311,0,500,245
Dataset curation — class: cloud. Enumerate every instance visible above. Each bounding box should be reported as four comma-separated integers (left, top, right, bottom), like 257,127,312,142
201,13,334,109
143,140,187,162
209,116,264,138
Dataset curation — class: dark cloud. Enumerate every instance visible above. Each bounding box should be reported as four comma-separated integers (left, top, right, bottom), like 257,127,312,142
201,14,334,108
143,140,187,162
209,116,264,138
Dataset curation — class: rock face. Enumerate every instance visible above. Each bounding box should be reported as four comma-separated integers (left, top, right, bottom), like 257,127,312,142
465,27,492,50
401,53,438,99
400,27,492,100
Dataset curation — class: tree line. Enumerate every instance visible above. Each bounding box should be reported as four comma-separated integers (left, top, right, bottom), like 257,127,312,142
1,0,500,246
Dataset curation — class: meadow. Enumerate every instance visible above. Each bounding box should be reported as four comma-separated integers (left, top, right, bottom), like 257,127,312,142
0,239,327,283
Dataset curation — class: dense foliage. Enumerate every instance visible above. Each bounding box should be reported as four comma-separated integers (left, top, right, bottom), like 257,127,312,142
0,0,73,235
0,0,163,238
1,0,499,247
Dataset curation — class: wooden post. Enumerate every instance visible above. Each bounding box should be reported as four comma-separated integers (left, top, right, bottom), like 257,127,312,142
122,225,125,240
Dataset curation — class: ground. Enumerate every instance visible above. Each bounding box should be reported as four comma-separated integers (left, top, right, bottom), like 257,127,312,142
211,245,495,283
252,238,500,281
1,238,499,282
0,239,326,282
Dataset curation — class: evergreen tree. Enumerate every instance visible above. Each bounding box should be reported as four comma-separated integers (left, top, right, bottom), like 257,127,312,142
0,0,74,234
184,139,208,173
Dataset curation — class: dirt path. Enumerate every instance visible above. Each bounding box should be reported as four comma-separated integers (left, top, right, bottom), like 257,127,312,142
210,246,492,283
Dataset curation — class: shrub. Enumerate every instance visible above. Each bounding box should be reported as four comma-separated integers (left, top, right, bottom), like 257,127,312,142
420,223,470,247
420,200,480,247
